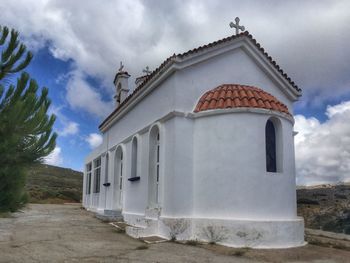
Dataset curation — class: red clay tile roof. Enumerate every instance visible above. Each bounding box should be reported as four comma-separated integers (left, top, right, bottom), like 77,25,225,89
194,84,291,116
100,31,299,130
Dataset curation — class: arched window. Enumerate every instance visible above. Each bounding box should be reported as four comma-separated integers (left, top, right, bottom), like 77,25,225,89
93,157,101,193
131,137,138,178
155,132,160,202
266,118,283,173
148,126,160,206
265,120,276,172
119,150,123,191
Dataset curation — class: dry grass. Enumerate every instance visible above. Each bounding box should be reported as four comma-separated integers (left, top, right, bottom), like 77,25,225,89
26,164,83,204
0,212,12,218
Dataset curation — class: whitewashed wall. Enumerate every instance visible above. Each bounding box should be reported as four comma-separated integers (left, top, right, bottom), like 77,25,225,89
81,41,301,245
174,48,294,114
193,112,297,220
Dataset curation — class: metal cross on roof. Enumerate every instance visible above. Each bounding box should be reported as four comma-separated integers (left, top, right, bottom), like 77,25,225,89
229,17,245,35
142,66,152,75
118,61,124,72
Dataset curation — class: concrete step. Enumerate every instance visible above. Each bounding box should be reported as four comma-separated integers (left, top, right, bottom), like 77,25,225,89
104,209,122,216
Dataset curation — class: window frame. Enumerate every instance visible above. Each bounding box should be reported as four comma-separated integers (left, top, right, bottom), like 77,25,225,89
93,157,101,193
155,131,160,203
131,136,138,179
266,120,277,172
265,117,283,173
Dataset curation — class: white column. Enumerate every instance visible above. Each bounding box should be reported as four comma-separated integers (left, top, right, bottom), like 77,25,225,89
98,153,107,211
90,161,95,208
105,150,114,210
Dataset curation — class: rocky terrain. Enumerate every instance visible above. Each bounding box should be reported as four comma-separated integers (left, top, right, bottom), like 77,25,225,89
297,183,350,234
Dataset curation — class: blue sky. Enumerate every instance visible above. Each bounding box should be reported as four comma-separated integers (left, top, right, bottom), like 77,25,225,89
25,47,103,171
1,0,350,185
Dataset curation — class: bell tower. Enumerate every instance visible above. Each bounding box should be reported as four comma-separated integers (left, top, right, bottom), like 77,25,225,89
113,62,130,108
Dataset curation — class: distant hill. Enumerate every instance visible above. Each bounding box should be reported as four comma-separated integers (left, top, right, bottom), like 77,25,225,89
297,183,350,234
26,164,83,204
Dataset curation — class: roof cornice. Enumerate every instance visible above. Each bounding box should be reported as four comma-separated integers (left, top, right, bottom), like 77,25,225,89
99,31,301,132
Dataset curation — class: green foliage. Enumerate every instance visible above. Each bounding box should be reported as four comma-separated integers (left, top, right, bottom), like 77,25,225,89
0,25,32,81
0,25,56,212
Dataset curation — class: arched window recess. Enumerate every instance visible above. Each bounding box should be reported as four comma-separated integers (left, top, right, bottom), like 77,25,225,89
129,136,140,182
265,117,283,173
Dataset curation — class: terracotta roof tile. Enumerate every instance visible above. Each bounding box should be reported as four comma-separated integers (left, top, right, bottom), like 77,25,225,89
249,97,258,107
224,98,232,108
100,31,299,130
217,98,225,109
194,84,291,116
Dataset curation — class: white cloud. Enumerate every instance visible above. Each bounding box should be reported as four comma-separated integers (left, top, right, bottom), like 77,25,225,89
65,71,113,118
49,105,80,136
85,133,103,149
295,101,350,186
1,0,349,109
59,121,79,136
326,101,350,118
44,146,63,166
2,0,350,184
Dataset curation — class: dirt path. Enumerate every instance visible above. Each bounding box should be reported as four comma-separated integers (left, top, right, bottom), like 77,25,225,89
0,204,349,263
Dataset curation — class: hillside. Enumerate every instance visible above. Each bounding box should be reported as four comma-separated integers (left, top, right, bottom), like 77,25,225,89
26,164,83,204
297,183,350,234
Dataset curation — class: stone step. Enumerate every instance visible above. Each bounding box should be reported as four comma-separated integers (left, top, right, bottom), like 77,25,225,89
305,228,350,250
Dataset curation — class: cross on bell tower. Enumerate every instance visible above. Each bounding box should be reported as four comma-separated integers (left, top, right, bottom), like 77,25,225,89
229,17,245,35
118,61,124,72
143,66,152,75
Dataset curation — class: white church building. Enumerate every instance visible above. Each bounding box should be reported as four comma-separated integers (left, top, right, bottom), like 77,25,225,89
82,23,305,248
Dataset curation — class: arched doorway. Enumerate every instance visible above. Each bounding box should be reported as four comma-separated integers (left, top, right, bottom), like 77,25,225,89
114,146,124,209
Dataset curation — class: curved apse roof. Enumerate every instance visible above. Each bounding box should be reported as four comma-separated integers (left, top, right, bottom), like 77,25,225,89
194,84,291,116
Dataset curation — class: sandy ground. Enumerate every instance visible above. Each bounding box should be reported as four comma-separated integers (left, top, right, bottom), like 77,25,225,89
0,204,349,263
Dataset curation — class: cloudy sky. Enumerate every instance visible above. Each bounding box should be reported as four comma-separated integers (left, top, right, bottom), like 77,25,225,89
1,0,349,185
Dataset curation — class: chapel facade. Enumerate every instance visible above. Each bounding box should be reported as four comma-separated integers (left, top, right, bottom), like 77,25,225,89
82,29,305,248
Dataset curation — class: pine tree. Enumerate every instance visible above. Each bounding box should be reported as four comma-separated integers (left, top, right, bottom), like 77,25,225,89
0,25,32,81
0,26,57,212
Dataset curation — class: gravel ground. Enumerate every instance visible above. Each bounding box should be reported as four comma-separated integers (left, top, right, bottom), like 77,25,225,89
0,204,349,263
